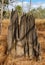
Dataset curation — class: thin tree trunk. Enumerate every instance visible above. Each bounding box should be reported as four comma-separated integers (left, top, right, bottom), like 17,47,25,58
0,0,4,34
29,0,31,11
0,2,1,34
1,0,4,19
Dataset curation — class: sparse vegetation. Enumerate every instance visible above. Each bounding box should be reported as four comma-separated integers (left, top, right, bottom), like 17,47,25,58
30,6,45,19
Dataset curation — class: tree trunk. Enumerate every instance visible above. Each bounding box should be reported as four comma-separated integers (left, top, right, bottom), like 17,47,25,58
0,0,4,34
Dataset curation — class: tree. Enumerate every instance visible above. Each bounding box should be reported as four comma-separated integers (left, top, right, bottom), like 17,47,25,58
0,0,9,19
0,0,9,34
4,0,9,4
29,6,45,19
0,0,9,4
15,5,22,16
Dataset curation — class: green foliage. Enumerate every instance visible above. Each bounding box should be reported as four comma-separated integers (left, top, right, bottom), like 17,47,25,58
0,0,9,4
0,0,2,2
4,0,9,4
15,5,45,19
30,6,45,19
3,11,10,18
15,5,22,16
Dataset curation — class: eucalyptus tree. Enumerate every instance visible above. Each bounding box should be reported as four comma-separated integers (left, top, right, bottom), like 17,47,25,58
15,5,22,16
0,0,9,34
1,0,9,19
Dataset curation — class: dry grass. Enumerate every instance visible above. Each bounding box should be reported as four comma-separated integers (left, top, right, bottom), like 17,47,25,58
1,19,10,36
0,19,45,65
35,19,45,24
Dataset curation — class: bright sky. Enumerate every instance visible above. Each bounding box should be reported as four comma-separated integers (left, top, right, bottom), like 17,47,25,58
19,0,45,3
8,0,45,12
32,0,45,3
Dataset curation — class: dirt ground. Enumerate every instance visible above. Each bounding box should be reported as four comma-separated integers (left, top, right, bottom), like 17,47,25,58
0,19,45,65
